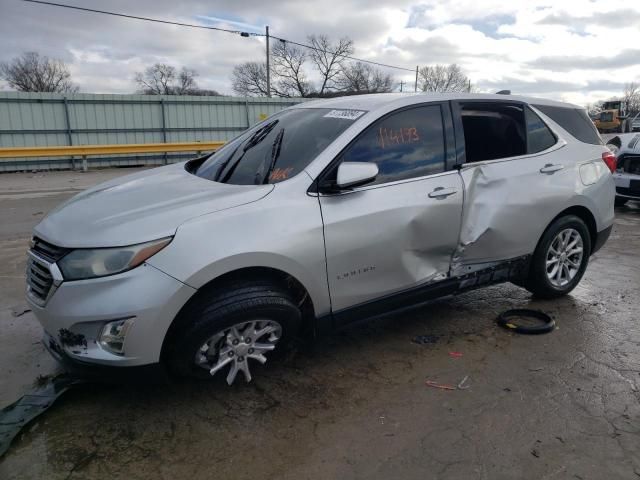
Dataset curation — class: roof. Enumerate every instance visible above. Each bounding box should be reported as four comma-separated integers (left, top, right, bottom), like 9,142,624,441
291,92,582,113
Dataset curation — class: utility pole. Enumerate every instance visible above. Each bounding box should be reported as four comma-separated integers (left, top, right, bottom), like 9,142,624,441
399,80,405,92
265,25,271,97
414,66,419,92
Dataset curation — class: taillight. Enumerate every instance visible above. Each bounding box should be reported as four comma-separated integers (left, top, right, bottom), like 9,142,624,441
602,151,617,173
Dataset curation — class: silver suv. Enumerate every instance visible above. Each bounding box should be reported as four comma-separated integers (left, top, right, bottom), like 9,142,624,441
26,93,615,384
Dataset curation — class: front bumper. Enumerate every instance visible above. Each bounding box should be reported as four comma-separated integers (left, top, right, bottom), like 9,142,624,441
43,331,168,382
27,262,196,367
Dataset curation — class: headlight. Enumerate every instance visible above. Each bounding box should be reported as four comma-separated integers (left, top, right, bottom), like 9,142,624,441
57,237,172,281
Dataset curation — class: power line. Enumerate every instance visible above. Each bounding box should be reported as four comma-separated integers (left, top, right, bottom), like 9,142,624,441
21,0,259,36
271,36,416,73
21,0,417,73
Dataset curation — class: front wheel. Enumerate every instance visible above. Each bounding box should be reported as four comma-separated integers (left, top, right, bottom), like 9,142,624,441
524,215,591,299
166,281,301,384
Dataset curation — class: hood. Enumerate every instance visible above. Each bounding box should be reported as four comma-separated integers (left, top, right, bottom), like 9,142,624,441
34,162,274,248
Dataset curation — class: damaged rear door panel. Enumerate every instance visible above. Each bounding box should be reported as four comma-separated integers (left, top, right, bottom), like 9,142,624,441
450,100,575,275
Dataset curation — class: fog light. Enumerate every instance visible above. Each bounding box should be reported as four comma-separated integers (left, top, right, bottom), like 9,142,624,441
99,318,134,355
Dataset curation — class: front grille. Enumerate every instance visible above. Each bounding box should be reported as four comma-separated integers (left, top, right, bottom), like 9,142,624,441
30,237,69,262
618,154,640,175
26,256,54,302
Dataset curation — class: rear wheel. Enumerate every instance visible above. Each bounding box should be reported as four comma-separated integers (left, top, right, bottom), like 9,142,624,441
166,281,301,384
525,215,591,299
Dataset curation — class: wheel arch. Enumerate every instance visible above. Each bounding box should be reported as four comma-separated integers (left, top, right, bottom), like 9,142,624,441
160,266,316,362
545,205,597,254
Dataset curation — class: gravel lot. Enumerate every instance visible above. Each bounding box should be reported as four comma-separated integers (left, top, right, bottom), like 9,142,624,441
0,168,638,479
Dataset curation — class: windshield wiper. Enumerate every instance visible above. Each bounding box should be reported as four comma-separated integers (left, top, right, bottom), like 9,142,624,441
215,120,280,183
260,128,285,184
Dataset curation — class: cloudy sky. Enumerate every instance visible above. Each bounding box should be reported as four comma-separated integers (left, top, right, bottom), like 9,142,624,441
1,0,639,105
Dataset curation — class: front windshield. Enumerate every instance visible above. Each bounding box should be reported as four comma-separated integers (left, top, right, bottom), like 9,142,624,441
195,108,365,185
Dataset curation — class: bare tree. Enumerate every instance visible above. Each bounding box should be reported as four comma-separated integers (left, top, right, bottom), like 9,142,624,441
0,52,78,93
336,62,394,94
308,35,354,94
231,62,269,97
271,41,312,97
418,64,470,93
135,63,176,94
623,82,640,115
177,67,198,94
135,64,209,95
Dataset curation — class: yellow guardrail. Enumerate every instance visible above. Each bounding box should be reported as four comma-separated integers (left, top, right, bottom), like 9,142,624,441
0,141,225,159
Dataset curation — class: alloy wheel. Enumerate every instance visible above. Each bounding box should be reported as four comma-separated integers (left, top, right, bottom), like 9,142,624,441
545,228,584,288
194,320,282,385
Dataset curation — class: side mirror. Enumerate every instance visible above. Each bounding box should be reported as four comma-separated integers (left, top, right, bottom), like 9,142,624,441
336,162,379,189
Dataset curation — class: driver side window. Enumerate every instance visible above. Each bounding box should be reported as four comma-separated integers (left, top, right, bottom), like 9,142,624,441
341,105,446,185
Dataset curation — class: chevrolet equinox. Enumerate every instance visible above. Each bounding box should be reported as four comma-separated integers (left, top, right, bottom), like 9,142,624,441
26,93,615,384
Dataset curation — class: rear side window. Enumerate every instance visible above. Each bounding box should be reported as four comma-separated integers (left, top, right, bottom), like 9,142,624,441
460,103,526,163
340,105,446,185
532,105,602,145
525,107,556,153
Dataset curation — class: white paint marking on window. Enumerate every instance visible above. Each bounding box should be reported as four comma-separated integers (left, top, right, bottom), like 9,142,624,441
323,109,366,121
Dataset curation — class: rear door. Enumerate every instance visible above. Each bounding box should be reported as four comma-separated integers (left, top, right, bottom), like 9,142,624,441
450,100,570,274
318,103,463,312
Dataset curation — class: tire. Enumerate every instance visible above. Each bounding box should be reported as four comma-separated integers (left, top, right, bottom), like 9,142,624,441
615,197,628,207
166,280,301,382
524,215,591,299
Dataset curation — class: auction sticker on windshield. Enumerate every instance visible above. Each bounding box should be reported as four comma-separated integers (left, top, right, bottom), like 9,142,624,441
323,109,366,120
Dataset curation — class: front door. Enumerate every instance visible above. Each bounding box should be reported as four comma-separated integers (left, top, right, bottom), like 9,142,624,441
318,103,463,313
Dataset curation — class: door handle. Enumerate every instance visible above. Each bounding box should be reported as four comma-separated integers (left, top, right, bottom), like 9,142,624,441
539,163,564,174
428,187,457,199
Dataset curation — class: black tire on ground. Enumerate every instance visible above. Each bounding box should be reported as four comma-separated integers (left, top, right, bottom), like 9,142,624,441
524,215,591,299
166,280,301,379
615,197,628,207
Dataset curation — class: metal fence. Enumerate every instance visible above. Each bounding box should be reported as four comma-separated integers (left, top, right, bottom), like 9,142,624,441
0,92,305,172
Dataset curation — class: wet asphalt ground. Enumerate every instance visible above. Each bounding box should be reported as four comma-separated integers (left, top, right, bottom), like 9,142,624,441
0,168,639,479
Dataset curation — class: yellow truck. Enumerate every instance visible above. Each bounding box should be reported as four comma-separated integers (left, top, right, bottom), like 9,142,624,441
594,100,633,133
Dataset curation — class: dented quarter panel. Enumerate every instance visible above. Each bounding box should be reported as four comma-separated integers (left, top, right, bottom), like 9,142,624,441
319,171,464,311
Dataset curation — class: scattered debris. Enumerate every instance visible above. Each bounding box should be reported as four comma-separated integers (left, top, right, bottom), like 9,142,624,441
10,305,31,317
448,351,464,358
0,374,83,458
529,367,545,372
426,376,471,391
412,334,439,345
426,380,456,391
531,449,540,458
496,309,555,334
